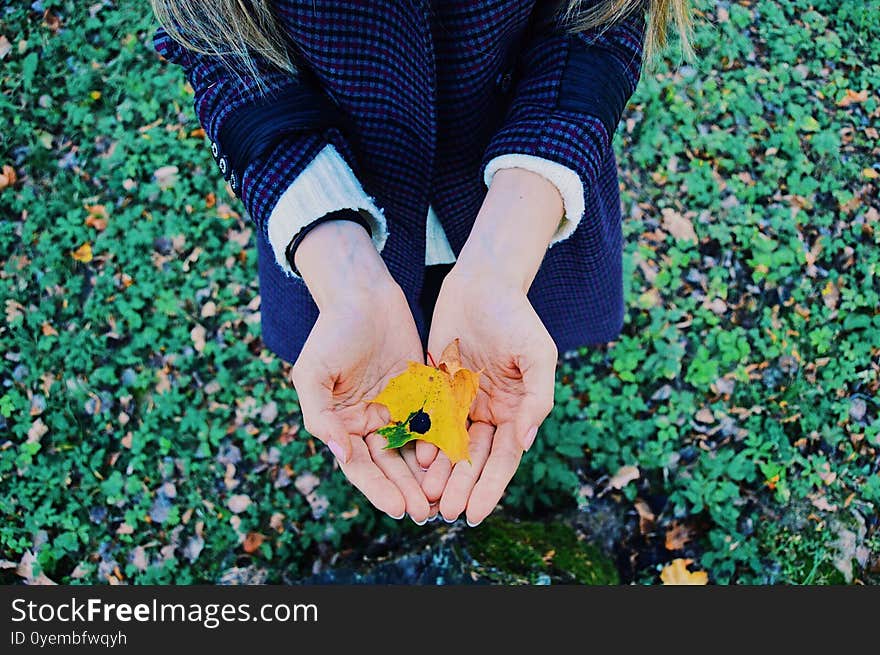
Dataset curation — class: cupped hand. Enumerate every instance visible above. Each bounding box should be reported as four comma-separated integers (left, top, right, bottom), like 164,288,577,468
426,270,558,525
290,220,432,522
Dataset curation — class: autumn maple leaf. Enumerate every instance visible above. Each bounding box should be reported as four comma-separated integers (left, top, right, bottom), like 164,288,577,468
660,558,709,585
369,339,480,464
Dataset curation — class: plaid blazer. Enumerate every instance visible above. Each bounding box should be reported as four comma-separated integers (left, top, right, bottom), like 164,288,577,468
153,0,647,364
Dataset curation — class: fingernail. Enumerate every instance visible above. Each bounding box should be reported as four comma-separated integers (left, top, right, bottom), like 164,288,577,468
411,515,428,526
466,518,482,528
420,466,430,473
389,511,405,520
442,515,458,524
523,426,538,451
327,439,346,462
427,513,439,522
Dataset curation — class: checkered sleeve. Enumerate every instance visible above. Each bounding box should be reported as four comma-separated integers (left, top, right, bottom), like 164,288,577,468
481,3,647,243
152,25,377,274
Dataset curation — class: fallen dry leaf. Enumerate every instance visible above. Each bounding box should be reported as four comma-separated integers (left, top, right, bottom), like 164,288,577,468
227,494,251,514
154,165,179,190
695,407,715,424
27,418,48,444
634,499,655,534
242,532,266,554
609,465,640,490
0,164,17,189
15,551,57,585
821,280,840,310
370,339,480,464
837,89,869,107
665,522,694,550
661,207,698,243
201,300,217,318
71,242,93,263
660,558,708,585
190,324,207,353
85,204,108,231
269,513,285,532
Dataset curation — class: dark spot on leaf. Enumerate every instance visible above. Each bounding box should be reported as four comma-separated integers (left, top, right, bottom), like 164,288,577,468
408,409,431,434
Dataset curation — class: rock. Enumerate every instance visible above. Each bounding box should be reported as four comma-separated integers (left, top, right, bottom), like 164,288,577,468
463,516,620,585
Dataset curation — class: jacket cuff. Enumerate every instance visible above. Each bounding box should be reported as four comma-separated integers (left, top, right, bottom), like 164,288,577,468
266,143,388,278
481,110,610,245
483,153,586,246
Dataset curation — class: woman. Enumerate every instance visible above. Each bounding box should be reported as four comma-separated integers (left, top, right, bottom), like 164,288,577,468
151,0,693,526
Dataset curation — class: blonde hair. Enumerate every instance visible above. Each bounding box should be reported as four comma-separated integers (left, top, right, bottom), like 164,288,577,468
151,0,694,85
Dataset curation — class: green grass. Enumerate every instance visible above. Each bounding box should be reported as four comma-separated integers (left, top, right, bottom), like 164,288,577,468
1,0,878,584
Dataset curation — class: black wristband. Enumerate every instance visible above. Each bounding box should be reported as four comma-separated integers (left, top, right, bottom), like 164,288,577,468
285,208,373,276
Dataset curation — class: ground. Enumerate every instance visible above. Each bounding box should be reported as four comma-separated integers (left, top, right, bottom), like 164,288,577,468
0,0,878,585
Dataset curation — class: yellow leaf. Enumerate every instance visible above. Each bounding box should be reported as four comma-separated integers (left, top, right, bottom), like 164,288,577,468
71,242,93,263
863,168,879,180
660,558,708,585
369,338,479,464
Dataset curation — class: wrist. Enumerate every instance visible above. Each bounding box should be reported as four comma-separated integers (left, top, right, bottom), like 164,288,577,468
457,167,564,292
294,219,397,311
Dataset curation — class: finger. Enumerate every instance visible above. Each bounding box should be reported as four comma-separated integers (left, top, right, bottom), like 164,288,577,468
416,441,439,470
366,433,431,524
400,443,427,485
465,421,524,526
363,399,391,435
421,450,453,503
290,363,353,463
515,345,558,451
337,437,406,519
438,422,494,522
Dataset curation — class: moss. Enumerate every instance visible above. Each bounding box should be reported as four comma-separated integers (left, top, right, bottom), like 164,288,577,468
463,516,619,585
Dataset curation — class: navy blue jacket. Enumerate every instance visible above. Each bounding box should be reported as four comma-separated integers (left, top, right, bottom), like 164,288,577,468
153,0,647,364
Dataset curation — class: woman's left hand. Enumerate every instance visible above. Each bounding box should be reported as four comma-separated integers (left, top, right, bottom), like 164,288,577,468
420,166,566,524
425,268,557,525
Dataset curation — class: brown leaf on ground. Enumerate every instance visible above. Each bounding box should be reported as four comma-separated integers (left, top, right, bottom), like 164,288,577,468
665,522,694,550
227,494,251,514
85,204,108,231
634,499,655,534
821,280,840,310
660,558,708,585
661,208,698,242
27,418,48,444
16,551,57,585
269,513,285,532
242,532,266,554
0,164,17,188
837,89,869,107
609,465,640,490
154,165,179,190
191,324,207,352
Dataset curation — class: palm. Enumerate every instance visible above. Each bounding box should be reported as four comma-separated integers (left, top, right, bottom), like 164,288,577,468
291,287,431,522
310,311,421,435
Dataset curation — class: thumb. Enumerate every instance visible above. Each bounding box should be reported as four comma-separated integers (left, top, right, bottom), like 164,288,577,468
514,349,557,452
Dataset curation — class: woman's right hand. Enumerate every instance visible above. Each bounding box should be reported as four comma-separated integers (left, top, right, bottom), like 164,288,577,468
289,219,432,522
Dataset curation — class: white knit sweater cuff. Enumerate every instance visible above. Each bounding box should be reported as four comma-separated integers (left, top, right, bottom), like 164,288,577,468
484,154,586,246
267,143,388,278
